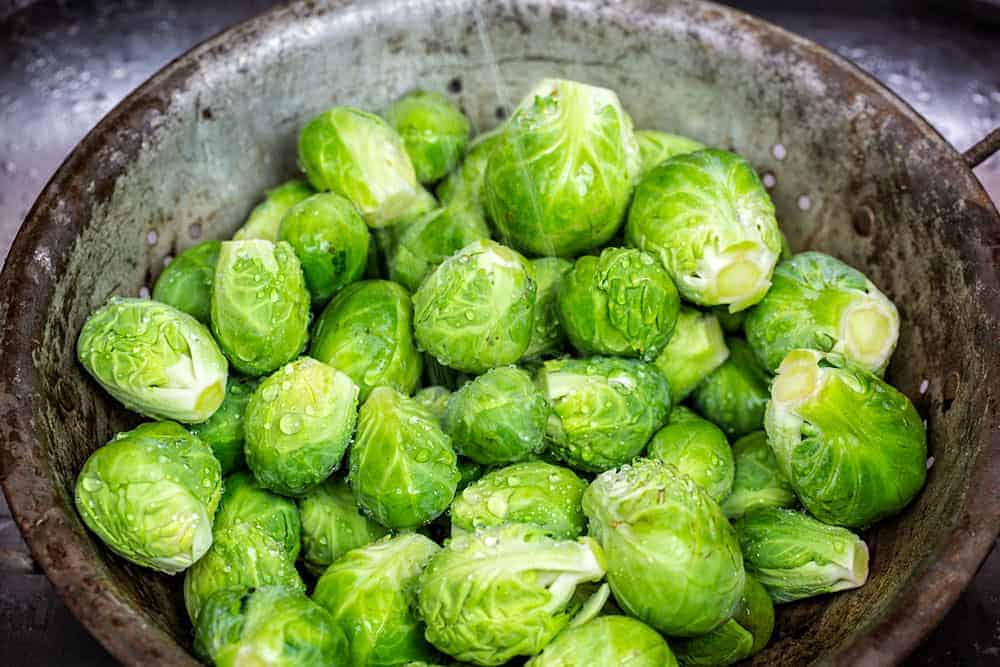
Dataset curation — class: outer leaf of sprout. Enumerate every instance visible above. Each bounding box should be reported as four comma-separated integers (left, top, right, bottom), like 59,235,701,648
745,251,900,374
526,615,678,667
152,240,220,324
74,421,222,574
653,306,730,401
297,477,388,576
212,471,301,561
537,356,671,473
436,128,504,213
413,385,451,424
583,458,745,637
210,240,310,377
188,376,258,473
626,149,782,312
385,90,472,184
672,575,774,665
484,79,641,257
735,507,869,603
647,406,734,502
233,179,315,242
635,129,705,176
765,348,926,527
691,338,770,438
719,431,797,520
522,256,573,360
310,279,423,401
244,357,359,497
77,298,228,423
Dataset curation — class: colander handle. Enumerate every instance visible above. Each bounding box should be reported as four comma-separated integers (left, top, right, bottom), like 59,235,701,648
964,128,1000,168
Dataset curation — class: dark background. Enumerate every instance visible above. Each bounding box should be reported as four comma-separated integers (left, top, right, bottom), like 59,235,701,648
0,1,997,665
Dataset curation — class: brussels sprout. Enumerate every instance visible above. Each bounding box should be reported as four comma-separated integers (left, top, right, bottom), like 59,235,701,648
413,240,537,374
672,575,774,665
735,507,869,603
719,431,796,519
77,298,228,423
234,179,315,242
456,458,486,492
451,461,587,538
188,376,258,474
194,586,349,667
691,338,769,438
653,307,729,401
211,240,310,377
245,357,359,496
745,251,900,374
526,615,678,667
184,522,305,623
484,79,640,257
417,524,607,665
765,349,926,527
523,257,572,360
583,458,745,637
213,471,301,561
350,387,460,529
313,533,441,666
443,366,549,465
74,421,222,574
626,149,782,311
558,248,680,361
310,280,423,400
297,477,388,576
386,203,491,292
276,192,370,305
385,90,471,184
436,128,503,212
414,385,451,424
635,129,705,176
298,106,435,227
152,240,220,324
537,357,671,473
647,406,734,502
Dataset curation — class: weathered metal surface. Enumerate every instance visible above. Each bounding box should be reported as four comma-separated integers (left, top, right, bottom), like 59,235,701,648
0,1,997,665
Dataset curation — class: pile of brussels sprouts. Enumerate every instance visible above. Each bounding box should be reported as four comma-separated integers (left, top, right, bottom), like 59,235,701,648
73,78,927,666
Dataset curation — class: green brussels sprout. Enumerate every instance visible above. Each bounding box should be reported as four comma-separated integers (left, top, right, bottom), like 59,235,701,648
349,387,460,529
765,349,927,527
526,615,678,667
188,376,258,474
152,240,220,324
313,533,441,666
276,192,370,306
635,129,705,176
713,306,746,335
195,586,349,667
456,457,486,492
386,203,491,291
413,240,537,374
647,406,734,502
417,524,607,665
234,179,315,242
77,297,228,423
450,461,587,538
523,257,573,360
413,385,451,424
298,106,435,227
213,471,301,561
653,306,729,401
745,251,900,374
735,507,869,603
626,149,782,312
436,128,503,212
691,338,770,438
184,522,305,623
310,280,423,400
719,431,796,519
210,240,310,377
558,248,680,361
74,421,222,574
583,458,745,637
537,357,671,473
443,366,549,465
385,90,472,184
672,575,774,666
297,477,388,576
484,79,640,257
244,357,360,496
